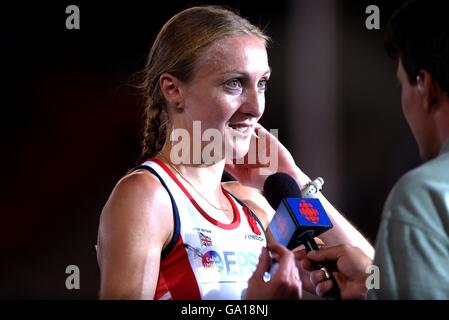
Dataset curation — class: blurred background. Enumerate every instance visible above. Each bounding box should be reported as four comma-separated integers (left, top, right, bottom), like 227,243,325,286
1,0,419,298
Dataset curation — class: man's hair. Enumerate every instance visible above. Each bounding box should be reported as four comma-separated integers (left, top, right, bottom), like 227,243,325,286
385,0,449,93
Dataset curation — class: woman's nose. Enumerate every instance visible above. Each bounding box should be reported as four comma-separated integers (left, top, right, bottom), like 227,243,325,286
241,88,264,118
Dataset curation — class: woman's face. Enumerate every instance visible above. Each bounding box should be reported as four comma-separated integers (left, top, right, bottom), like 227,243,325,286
177,35,270,161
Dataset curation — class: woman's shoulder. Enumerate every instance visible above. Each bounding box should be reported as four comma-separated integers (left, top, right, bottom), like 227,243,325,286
97,170,174,299
110,169,172,210
99,169,174,247
222,181,275,229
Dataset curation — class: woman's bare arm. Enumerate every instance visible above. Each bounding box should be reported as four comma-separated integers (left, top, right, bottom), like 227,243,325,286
288,168,374,259
223,180,374,259
97,171,173,299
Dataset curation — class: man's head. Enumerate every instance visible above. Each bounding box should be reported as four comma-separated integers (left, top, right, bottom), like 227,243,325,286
386,0,449,161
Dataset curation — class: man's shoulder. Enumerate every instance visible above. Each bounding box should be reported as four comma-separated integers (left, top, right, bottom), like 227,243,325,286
372,154,449,300
390,154,449,201
386,166,429,210
381,155,449,234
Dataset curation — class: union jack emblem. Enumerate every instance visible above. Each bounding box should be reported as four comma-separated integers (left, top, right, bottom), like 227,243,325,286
198,232,212,247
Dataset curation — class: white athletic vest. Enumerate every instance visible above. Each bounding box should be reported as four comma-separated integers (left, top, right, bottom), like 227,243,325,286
138,159,267,300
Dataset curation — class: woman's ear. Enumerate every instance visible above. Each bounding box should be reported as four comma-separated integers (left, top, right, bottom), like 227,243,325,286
159,73,184,110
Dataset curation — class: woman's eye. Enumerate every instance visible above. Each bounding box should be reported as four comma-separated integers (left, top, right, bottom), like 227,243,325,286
225,79,242,90
258,79,268,91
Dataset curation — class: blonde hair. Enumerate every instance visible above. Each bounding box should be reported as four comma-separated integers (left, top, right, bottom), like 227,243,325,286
138,5,269,162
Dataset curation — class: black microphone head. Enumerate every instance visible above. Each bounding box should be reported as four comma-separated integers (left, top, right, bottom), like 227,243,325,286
263,172,301,209
265,172,333,250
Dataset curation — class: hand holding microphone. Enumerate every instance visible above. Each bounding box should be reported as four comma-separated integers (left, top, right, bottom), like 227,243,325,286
263,172,341,299
304,245,372,300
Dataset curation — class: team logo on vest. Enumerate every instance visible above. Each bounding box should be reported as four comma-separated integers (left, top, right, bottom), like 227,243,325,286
194,247,259,279
202,250,224,273
244,234,264,242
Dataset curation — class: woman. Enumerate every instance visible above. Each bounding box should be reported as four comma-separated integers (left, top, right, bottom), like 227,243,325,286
97,5,373,300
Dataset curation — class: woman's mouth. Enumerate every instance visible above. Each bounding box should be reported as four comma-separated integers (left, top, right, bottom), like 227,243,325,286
228,123,252,136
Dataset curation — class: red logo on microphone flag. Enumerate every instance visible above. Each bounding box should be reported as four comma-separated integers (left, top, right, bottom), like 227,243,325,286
299,199,320,224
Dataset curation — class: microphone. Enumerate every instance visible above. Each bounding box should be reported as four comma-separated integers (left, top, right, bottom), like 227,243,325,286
263,172,341,299
264,173,332,250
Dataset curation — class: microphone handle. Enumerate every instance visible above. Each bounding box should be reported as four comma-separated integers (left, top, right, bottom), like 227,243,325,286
300,233,341,300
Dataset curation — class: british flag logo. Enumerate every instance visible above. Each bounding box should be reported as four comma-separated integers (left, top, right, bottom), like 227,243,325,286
198,232,212,247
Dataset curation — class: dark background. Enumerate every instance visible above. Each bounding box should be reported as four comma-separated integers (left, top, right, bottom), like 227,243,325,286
1,0,418,298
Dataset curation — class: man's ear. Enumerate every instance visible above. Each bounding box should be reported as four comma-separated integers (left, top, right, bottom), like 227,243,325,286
417,69,440,113
159,73,184,110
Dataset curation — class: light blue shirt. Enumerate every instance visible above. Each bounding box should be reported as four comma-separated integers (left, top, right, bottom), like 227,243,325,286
368,138,449,299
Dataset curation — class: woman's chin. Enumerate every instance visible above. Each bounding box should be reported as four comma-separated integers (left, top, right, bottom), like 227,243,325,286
224,141,251,161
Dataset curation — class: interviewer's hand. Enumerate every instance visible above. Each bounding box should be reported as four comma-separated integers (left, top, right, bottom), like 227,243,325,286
293,240,326,296
245,243,302,300
301,245,372,300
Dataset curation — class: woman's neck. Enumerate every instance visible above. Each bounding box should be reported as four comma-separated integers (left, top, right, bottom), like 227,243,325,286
157,145,228,203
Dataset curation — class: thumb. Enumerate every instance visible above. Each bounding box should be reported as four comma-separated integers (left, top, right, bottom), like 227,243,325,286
252,247,270,279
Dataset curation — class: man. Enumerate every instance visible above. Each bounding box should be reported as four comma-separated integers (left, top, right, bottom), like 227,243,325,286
300,0,449,299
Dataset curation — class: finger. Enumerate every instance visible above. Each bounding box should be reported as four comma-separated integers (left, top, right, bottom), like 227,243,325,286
267,243,292,270
267,242,290,257
255,124,270,141
244,124,270,168
310,269,328,286
268,244,303,299
251,247,270,280
293,248,307,261
270,252,281,262
301,258,315,272
314,237,326,247
254,124,279,150
307,246,343,263
254,123,271,136
267,244,296,282
315,279,334,298
238,133,262,168
292,243,305,251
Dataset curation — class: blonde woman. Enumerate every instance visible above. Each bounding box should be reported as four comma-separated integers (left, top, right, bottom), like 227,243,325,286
97,6,373,300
